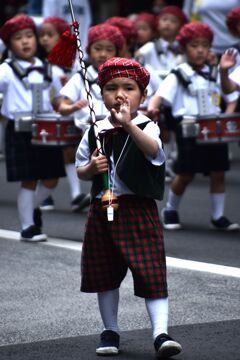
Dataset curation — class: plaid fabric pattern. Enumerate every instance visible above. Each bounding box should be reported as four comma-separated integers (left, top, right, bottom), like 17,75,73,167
98,57,150,90
81,195,168,299
0,15,36,44
5,121,66,182
87,24,124,53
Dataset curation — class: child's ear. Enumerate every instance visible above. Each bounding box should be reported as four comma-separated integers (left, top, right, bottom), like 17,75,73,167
140,89,148,104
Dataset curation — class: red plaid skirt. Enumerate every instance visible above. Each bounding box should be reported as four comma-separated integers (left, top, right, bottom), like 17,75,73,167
81,195,168,299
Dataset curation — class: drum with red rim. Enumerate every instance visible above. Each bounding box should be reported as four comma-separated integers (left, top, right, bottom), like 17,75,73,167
31,113,82,146
181,113,240,144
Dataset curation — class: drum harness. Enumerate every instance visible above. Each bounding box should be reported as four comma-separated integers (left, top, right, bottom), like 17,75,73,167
171,65,219,116
7,59,53,114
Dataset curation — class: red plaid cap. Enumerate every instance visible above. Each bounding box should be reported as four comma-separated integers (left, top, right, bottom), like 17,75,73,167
87,23,124,53
176,22,213,47
42,16,70,35
134,12,158,30
98,57,150,90
159,5,188,26
226,7,240,36
0,14,36,44
106,16,137,42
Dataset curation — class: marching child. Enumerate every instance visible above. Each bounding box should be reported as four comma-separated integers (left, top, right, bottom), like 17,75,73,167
0,14,66,241
134,12,158,49
148,22,240,231
38,15,89,212
135,6,188,183
75,57,182,358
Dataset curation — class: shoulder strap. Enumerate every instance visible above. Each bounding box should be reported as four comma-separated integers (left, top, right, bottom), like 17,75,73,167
171,67,192,89
7,59,52,83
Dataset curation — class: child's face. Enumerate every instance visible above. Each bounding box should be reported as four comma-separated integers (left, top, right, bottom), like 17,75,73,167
185,38,210,69
39,23,60,53
158,14,181,41
136,21,156,45
102,77,146,118
89,40,117,70
9,28,37,62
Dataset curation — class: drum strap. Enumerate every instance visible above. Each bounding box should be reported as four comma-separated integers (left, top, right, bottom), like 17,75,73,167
7,60,53,89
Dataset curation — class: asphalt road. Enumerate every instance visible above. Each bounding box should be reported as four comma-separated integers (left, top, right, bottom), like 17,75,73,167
0,142,240,360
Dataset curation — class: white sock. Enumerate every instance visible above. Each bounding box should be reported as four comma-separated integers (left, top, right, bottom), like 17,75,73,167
210,193,225,220
97,289,120,333
145,297,169,340
65,163,81,199
166,189,181,211
17,187,35,230
35,182,52,207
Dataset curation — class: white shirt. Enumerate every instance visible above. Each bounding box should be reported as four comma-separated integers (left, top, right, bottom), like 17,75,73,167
0,58,63,120
229,65,240,88
137,39,185,79
60,65,108,128
75,113,166,197
156,62,238,117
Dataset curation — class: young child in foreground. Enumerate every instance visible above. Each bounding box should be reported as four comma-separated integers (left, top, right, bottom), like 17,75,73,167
75,57,182,358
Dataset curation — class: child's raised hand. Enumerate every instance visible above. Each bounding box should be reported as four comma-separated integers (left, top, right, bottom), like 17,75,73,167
220,48,238,70
90,148,108,175
110,96,131,127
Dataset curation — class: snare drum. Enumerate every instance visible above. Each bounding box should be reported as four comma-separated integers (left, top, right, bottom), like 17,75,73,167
181,113,240,144
31,113,82,146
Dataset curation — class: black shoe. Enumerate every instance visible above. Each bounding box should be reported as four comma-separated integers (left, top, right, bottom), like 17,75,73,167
161,208,181,230
33,208,42,228
96,330,120,356
71,193,91,212
20,225,47,242
154,333,182,359
40,196,55,211
211,216,240,231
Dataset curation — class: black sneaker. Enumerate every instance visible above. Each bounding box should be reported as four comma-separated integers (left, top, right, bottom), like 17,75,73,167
71,193,91,212
96,330,120,356
211,216,240,231
161,208,181,230
20,225,47,242
33,208,42,228
40,196,55,211
154,333,182,359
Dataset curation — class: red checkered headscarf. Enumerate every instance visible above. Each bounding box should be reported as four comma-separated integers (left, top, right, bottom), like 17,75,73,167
106,16,137,42
226,7,240,36
176,22,214,48
159,6,188,26
87,23,124,53
42,16,70,35
0,14,36,44
134,12,158,31
98,57,150,90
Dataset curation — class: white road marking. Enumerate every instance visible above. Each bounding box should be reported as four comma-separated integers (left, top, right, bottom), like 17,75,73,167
1,228,240,278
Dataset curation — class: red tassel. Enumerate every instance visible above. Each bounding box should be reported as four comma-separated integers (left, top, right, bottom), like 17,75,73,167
48,30,77,69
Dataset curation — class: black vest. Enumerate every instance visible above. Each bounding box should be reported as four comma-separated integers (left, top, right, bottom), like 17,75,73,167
88,121,165,200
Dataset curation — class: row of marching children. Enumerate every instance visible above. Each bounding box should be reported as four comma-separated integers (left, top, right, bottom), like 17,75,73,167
0,5,240,240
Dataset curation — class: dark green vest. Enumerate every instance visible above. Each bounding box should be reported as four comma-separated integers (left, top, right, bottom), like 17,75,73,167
88,121,165,200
